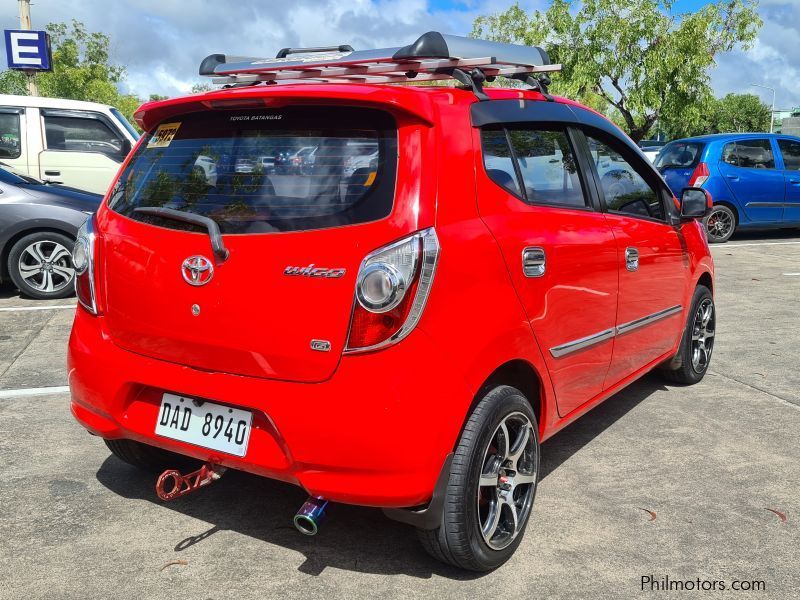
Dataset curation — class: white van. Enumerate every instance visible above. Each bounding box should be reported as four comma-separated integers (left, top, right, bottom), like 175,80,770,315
0,95,139,195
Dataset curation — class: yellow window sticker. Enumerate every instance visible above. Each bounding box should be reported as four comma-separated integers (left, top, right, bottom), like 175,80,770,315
148,122,182,148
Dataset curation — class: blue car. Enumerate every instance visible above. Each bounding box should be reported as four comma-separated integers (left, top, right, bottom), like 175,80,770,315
655,133,800,242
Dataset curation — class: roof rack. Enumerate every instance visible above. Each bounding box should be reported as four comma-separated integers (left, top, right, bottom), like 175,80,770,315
199,32,561,100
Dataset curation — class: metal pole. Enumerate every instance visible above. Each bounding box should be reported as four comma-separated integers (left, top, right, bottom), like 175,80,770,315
750,83,775,133
18,0,39,96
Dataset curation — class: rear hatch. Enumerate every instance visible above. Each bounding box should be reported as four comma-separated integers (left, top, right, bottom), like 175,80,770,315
101,105,399,382
654,140,705,195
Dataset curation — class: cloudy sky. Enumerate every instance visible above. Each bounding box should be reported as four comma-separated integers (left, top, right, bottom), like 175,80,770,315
1,0,798,110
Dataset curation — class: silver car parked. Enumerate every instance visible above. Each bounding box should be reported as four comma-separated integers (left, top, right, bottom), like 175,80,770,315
0,163,101,299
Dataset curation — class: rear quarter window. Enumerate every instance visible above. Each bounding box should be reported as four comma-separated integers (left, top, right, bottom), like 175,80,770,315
108,106,398,234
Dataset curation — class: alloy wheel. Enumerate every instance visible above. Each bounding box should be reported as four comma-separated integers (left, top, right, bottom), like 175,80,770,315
705,208,734,242
477,412,537,550
17,240,75,293
691,298,715,373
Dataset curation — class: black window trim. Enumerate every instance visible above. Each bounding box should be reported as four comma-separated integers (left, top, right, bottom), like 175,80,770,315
577,125,676,226
480,123,598,212
40,108,129,162
473,98,677,221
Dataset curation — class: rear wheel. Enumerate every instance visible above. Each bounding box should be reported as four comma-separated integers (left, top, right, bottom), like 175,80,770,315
104,439,199,473
660,285,715,385
417,385,539,571
8,232,76,299
703,205,736,243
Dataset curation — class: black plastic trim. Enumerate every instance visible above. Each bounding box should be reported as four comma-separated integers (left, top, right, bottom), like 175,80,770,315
199,54,226,76
382,452,453,530
276,45,354,59
133,207,229,262
0,106,24,115
392,31,449,60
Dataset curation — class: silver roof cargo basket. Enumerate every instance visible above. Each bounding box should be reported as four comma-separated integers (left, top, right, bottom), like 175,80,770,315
199,32,561,100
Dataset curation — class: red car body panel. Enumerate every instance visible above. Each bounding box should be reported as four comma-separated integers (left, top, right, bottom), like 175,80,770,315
68,84,714,508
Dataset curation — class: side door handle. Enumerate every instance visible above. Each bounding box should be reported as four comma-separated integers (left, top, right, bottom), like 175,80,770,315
726,175,739,181
522,247,546,277
625,247,639,272
44,170,61,176
789,179,800,185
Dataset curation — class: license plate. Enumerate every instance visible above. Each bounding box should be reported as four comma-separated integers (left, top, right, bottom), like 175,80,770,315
155,393,252,457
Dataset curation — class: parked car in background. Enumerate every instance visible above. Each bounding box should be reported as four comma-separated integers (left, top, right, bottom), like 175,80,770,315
0,164,101,299
656,133,800,242
0,95,139,195
639,140,667,163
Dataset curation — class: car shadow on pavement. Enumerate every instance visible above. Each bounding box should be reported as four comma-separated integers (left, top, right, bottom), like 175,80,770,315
94,373,665,579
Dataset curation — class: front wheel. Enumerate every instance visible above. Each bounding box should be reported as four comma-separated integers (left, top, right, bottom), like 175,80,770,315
7,232,76,299
660,285,715,385
417,385,540,571
703,205,736,243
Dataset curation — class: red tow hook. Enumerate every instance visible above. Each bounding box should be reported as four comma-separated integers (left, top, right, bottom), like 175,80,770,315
156,462,227,501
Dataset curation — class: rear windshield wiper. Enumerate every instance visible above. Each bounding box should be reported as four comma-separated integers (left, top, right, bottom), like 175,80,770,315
133,207,229,262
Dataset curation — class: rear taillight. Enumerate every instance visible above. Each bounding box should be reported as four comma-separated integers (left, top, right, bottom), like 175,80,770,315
688,162,710,187
345,228,439,353
73,216,99,315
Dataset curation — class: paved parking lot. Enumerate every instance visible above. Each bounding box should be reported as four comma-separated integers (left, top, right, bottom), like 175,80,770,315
1,232,799,599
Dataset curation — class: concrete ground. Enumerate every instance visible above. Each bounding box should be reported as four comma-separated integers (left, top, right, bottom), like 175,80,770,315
1,231,798,599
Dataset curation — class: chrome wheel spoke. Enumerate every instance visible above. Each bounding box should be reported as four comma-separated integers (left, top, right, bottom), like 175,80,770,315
47,244,71,264
41,270,55,292
513,472,536,485
502,497,519,536
25,242,47,263
497,421,510,460
19,263,42,280
51,265,74,281
479,472,499,488
506,425,531,471
482,503,501,540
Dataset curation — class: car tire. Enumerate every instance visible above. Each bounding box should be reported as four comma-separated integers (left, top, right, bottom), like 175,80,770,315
659,285,715,385
417,385,540,571
104,439,199,474
7,231,76,300
703,205,736,243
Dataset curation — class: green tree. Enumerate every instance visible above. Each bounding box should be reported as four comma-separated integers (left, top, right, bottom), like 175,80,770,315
662,93,770,138
191,83,213,94
0,20,142,126
472,0,762,142
710,92,771,133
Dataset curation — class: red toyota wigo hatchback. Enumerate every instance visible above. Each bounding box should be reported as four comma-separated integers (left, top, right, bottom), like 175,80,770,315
68,33,716,571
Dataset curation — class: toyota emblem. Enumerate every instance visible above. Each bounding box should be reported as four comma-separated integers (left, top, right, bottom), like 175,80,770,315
181,255,214,286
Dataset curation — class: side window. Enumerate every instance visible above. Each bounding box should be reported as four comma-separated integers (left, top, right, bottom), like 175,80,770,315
0,112,22,159
778,139,800,171
586,136,665,221
480,126,588,208
481,128,521,197
722,139,775,169
43,114,124,159
507,129,586,207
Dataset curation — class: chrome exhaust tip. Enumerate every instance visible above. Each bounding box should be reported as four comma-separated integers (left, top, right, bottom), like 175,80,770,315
293,496,328,536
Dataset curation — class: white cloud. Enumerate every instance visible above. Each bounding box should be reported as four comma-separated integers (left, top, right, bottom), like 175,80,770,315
1,0,797,110
712,0,800,109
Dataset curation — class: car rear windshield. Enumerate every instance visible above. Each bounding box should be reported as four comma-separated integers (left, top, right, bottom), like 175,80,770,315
108,106,397,234
654,141,705,169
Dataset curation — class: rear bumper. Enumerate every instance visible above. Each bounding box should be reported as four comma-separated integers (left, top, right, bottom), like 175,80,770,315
67,308,470,508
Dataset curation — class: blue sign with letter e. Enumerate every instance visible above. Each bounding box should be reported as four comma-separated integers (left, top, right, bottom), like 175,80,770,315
4,29,52,71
